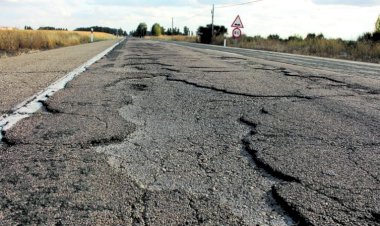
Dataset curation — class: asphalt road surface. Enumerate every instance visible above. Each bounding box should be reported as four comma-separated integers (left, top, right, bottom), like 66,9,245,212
0,39,379,225
0,39,120,115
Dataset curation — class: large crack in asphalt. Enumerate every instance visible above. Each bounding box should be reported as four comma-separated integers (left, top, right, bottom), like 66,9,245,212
166,76,315,100
239,116,301,183
239,96,379,225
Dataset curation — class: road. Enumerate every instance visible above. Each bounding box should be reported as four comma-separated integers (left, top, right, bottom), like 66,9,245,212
172,41,380,78
0,39,379,225
0,39,120,115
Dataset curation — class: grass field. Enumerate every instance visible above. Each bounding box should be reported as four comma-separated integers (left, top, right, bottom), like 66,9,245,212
0,30,116,53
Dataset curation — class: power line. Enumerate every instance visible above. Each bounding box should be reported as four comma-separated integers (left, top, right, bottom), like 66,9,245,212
215,0,264,8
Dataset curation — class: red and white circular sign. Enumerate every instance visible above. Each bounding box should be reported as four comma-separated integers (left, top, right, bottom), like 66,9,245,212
232,27,241,39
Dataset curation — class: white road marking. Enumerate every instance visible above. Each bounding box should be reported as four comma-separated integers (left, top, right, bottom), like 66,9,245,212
0,39,125,141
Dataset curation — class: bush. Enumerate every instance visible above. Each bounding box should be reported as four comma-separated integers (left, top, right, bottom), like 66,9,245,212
197,24,227,44
267,34,280,40
288,35,303,41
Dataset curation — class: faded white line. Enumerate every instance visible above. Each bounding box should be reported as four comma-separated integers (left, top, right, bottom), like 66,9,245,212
0,39,125,141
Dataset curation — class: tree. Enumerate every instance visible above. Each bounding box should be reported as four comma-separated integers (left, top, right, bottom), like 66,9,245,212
160,26,165,35
376,15,380,32
151,23,162,36
358,32,371,42
173,27,181,35
316,33,324,39
197,24,227,44
135,22,147,37
75,26,126,36
184,26,190,36
165,27,181,35
288,35,303,41
305,33,316,40
267,34,280,40
38,26,68,31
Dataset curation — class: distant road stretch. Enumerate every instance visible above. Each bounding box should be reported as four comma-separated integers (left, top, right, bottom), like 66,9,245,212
171,41,380,77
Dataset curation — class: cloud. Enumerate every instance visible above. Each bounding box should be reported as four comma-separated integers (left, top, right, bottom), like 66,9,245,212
1,0,379,40
312,0,380,6
90,0,200,7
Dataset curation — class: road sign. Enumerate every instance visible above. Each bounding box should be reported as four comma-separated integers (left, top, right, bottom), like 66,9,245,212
232,27,241,39
231,15,244,28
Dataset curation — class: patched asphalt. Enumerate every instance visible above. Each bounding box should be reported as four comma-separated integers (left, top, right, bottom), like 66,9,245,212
0,39,379,225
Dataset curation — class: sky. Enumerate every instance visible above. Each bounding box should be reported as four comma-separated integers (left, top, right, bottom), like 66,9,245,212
1,0,380,40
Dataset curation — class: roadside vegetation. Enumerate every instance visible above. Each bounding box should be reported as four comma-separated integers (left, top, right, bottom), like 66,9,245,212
213,32,380,63
75,26,127,36
132,22,196,42
130,22,191,37
140,15,380,63
0,29,116,55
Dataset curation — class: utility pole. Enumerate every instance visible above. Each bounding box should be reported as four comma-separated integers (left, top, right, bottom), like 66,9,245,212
172,17,174,34
211,4,214,37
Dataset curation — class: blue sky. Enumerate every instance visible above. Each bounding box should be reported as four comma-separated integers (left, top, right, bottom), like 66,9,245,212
1,0,379,39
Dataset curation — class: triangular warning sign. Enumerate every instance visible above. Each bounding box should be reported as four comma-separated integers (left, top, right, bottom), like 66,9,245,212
231,15,244,28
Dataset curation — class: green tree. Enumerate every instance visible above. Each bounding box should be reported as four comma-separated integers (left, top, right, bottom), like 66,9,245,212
267,34,281,40
376,15,380,32
197,24,227,44
288,35,303,41
151,23,162,36
305,33,316,40
160,26,165,35
316,33,324,39
135,22,147,37
183,26,190,36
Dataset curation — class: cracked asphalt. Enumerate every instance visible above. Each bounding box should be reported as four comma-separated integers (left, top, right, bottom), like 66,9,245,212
1,39,379,225
0,39,120,115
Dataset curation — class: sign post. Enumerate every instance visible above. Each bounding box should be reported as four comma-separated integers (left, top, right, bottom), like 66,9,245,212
231,15,244,47
90,28,94,43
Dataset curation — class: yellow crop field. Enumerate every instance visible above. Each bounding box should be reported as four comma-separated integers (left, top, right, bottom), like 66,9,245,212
0,30,116,53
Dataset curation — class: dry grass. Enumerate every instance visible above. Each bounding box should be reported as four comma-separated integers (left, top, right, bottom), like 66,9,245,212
145,35,197,43
215,35,380,63
146,34,380,63
0,30,116,53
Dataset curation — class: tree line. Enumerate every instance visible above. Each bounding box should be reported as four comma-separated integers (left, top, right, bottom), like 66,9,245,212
197,14,380,44
24,26,67,31
75,26,127,36
23,25,128,36
130,22,191,37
